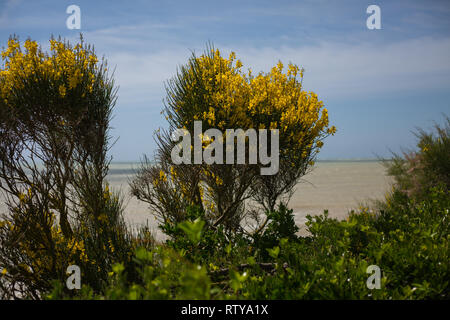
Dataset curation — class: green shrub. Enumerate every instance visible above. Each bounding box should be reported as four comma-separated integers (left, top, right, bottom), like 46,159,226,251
252,204,299,260
46,246,219,300
384,115,449,200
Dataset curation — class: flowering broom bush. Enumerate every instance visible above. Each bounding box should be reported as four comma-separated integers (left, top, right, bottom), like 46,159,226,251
0,36,133,299
131,45,336,238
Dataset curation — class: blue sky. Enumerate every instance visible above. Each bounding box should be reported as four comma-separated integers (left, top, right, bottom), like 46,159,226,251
1,0,449,161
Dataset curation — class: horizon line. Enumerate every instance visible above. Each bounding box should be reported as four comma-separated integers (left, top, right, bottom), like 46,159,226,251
109,158,391,164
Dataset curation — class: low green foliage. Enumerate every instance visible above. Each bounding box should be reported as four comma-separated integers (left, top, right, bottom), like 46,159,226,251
45,183,449,300
253,204,300,260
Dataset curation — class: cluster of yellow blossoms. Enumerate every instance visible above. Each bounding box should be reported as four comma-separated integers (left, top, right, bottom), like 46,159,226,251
0,211,89,280
0,37,99,103
171,48,336,156
50,215,89,264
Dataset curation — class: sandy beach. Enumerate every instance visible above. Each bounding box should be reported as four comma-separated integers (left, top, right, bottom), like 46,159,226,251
0,161,393,240
106,160,393,239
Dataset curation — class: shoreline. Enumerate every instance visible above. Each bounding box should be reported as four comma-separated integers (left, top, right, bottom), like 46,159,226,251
106,160,393,241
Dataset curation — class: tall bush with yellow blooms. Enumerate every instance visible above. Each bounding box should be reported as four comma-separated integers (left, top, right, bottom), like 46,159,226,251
132,45,336,236
0,36,132,299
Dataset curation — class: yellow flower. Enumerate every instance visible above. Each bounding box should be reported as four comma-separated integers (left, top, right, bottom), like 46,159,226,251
59,85,66,97
108,239,115,253
159,170,167,182
18,192,26,202
104,184,110,199
209,263,219,271
98,214,108,223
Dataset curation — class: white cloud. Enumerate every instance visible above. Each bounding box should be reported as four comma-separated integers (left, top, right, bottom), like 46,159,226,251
232,37,450,100
106,49,192,107
86,32,450,109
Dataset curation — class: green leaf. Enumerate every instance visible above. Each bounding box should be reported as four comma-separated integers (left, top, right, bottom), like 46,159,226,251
246,256,256,265
229,270,249,292
135,247,151,261
112,263,125,274
178,218,205,244
225,243,232,255
266,246,280,259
